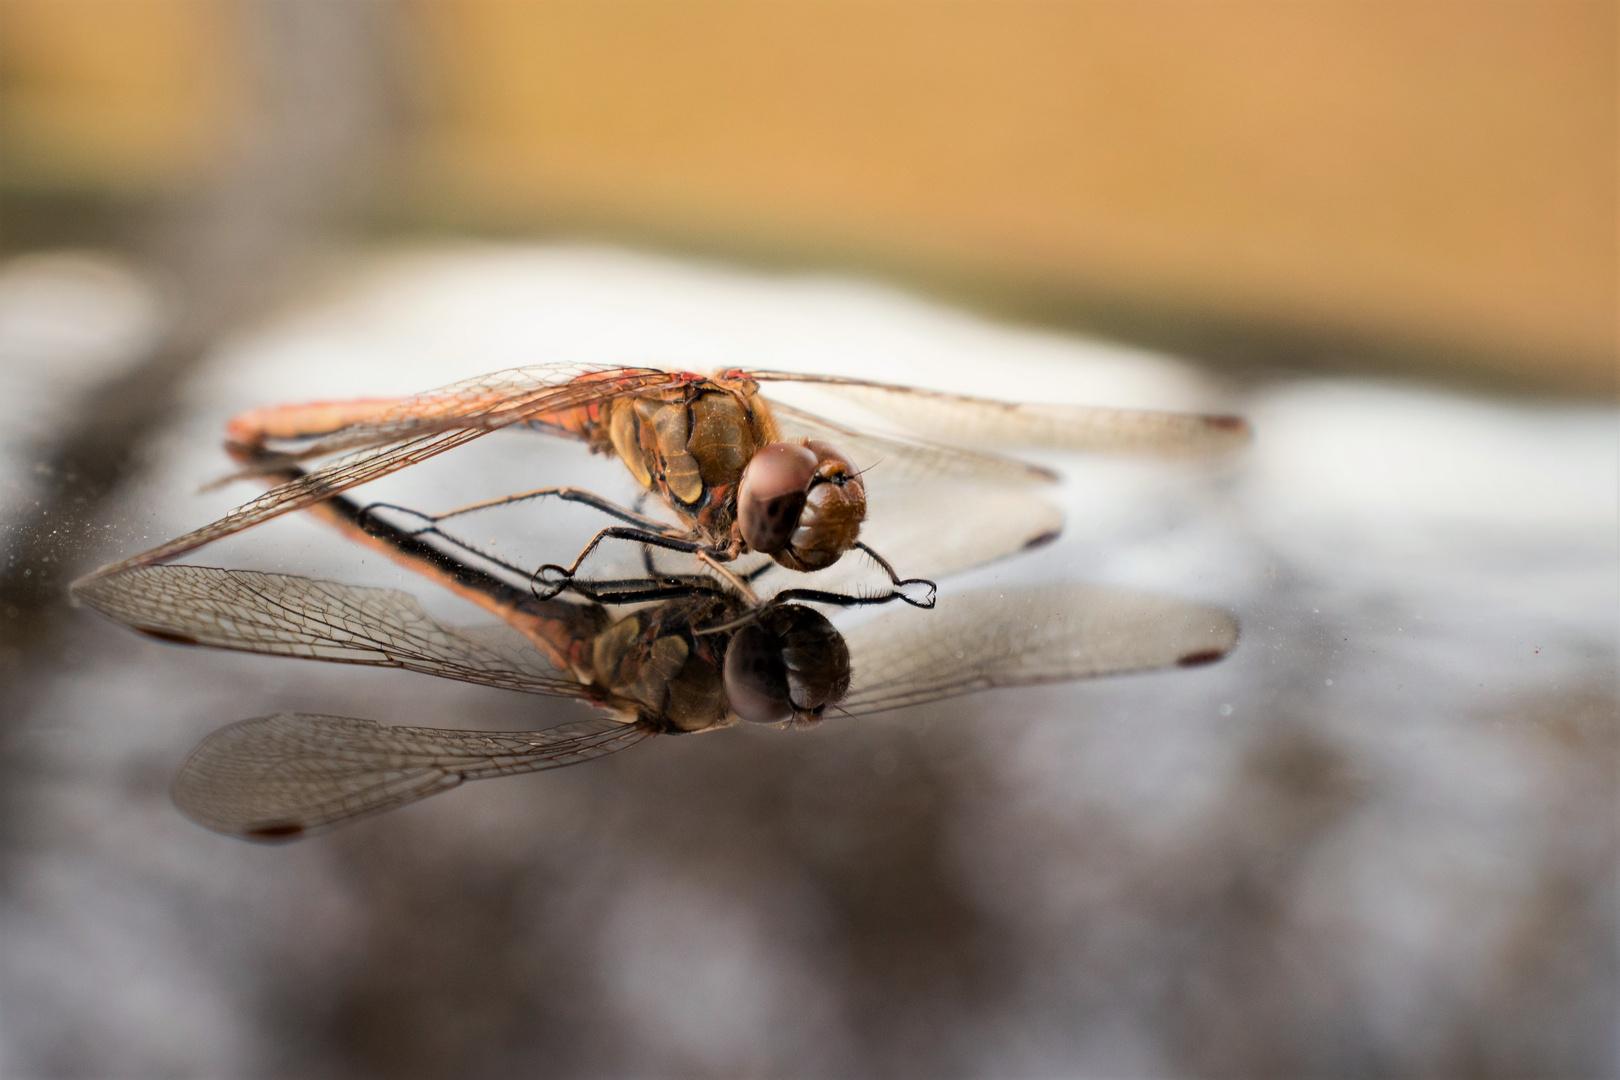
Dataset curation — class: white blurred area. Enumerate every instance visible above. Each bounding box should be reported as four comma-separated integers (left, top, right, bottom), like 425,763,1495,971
3,245,1615,1078
0,253,165,515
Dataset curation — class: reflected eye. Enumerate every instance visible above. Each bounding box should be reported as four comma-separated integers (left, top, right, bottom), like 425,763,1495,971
737,442,818,555
723,606,851,725
723,621,794,724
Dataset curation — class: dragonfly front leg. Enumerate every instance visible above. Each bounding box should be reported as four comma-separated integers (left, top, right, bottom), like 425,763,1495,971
854,542,937,608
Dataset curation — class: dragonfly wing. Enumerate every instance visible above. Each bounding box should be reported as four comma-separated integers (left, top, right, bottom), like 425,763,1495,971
750,372,1250,457
172,712,651,841
858,484,1061,580
81,365,681,580
839,584,1239,714
747,485,1061,601
254,363,675,457
770,402,1055,486
72,565,589,697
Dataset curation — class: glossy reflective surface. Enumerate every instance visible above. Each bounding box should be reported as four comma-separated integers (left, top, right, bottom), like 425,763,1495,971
3,247,1614,1079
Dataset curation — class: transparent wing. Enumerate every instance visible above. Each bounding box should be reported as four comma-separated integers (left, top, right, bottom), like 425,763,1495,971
839,584,1239,713
72,565,589,697
743,484,1062,602
79,365,680,580
857,484,1061,580
244,362,673,457
770,401,1057,487
172,712,652,841
748,371,1250,457
766,399,1067,592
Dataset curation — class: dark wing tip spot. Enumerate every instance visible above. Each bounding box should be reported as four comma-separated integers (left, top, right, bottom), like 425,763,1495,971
1177,648,1229,667
245,821,306,842
135,627,201,646
1022,529,1061,550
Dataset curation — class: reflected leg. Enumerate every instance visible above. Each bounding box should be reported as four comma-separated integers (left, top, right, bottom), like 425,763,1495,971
530,526,725,600
221,448,614,671
353,486,685,591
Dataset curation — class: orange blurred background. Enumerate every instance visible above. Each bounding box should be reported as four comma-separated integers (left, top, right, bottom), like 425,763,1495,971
2,0,1613,393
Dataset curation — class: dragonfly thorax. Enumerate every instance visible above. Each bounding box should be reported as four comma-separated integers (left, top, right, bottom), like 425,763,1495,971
602,383,866,569
589,602,730,734
604,385,773,543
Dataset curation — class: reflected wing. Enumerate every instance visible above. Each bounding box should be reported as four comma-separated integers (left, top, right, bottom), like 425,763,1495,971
173,712,651,841
80,365,679,580
72,565,589,697
771,402,1056,486
749,371,1250,457
839,584,1239,713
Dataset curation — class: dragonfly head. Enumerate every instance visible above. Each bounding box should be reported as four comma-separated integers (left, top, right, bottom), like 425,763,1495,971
723,605,851,726
736,439,865,571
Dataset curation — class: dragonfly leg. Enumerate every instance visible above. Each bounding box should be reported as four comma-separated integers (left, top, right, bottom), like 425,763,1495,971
421,486,682,534
352,487,685,589
532,527,724,600
216,448,610,672
229,441,726,615
696,551,761,606
351,502,551,589
854,541,937,608
689,585,910,635
288,482,736,627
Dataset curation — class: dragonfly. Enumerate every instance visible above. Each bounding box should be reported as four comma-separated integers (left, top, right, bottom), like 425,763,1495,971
71,363,1251,602
73,553,1240,841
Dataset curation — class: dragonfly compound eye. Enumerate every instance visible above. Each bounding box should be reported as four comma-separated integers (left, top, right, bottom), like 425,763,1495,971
723,605,851,725
772,440,866,572
737,442,818,556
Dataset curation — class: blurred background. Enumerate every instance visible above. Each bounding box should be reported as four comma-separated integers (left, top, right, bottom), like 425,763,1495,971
1,2,1614,1078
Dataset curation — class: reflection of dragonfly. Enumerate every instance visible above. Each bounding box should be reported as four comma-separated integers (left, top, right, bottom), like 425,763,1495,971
74,561,1238,842
73,364,1250,598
